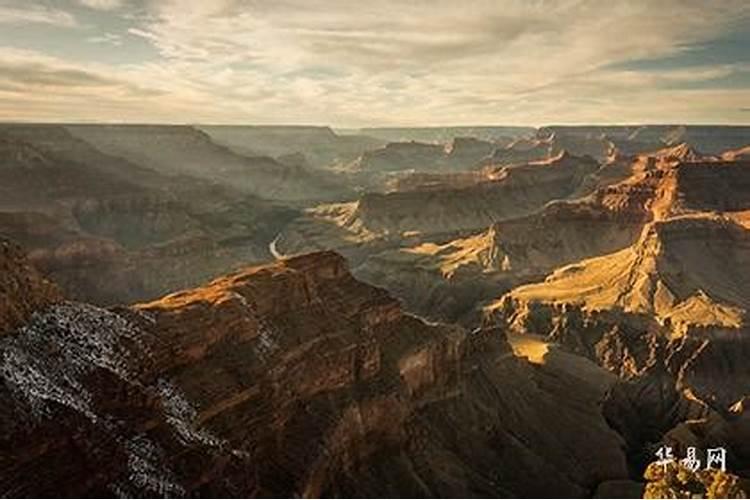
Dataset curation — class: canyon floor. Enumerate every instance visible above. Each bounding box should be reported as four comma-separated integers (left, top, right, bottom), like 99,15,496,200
1,124,749,498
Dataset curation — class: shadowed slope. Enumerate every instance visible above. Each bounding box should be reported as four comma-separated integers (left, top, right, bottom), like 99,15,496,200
1,248,630,497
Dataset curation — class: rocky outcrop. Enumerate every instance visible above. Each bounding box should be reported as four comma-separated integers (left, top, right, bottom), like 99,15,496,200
490,215,750,403
351,140,447,172
0,238,61,334
354,192,649,325
486,205,750,481
274,152,601,278
0,249,632,497
352,150,659,325
466,146,743,285
483,135,559,166
374,150,602,233
722,145,750,161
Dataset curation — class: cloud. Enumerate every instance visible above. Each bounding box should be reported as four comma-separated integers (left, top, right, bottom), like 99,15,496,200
3,0,750,125
112,0,749,124
77,0,123,10
0,47,265,123
0,47,158,102
87,33,123,46
0,4,77,27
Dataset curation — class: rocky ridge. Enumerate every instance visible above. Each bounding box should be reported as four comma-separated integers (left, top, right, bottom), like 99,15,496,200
0,238,61,334
66,124,351,203
0,125,299,305
276,151,600,264
481,147,750,478
0,247,633,497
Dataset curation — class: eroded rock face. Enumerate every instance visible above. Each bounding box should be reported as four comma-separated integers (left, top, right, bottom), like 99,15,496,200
1,250,631,497
352,151,657,325
491,215,750,404
352,141,447,172
276,152,600,266
0,126,299,305
0,301,255,497
361,151,598,233
0,238,61,334
486,147,750,400
476,147,750,482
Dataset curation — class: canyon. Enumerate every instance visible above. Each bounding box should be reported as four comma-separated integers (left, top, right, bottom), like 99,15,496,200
2,241,634,497
1,123,749,497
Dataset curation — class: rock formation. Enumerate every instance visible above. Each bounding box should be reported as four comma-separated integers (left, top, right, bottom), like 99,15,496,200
0,247,634,497
349,140,448,172
482,148,750,481
277,151,600,262
200,125,385,169
354,126,533,144
0,126,299,305
352,148,664,324
0,238,61,334
540,125,750,157
3,123,750,497
65,124,351,203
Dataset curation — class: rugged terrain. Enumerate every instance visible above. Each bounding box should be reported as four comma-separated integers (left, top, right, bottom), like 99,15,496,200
355,143,747,324
0,239,61,334
276,151,599,263
2,123,750,497
352,143,708,324
66,124,351,203
481,149,750,479
199,125,385,169
1,243,635,497
0,124,299,305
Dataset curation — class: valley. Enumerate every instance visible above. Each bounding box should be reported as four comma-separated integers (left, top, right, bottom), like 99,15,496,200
1,123,749,497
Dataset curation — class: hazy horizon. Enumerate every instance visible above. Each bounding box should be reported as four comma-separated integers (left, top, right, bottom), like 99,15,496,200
0,1,749,127
2,121,750,130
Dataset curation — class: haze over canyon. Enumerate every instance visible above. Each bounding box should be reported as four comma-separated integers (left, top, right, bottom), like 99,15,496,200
2,0,750,498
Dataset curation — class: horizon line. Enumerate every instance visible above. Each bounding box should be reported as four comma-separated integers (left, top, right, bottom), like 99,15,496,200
2,120,750,130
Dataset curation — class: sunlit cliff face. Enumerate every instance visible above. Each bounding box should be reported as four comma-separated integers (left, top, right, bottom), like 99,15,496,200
0,0,749,126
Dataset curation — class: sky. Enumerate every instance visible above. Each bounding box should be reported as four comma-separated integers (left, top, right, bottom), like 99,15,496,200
0,0,749,127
